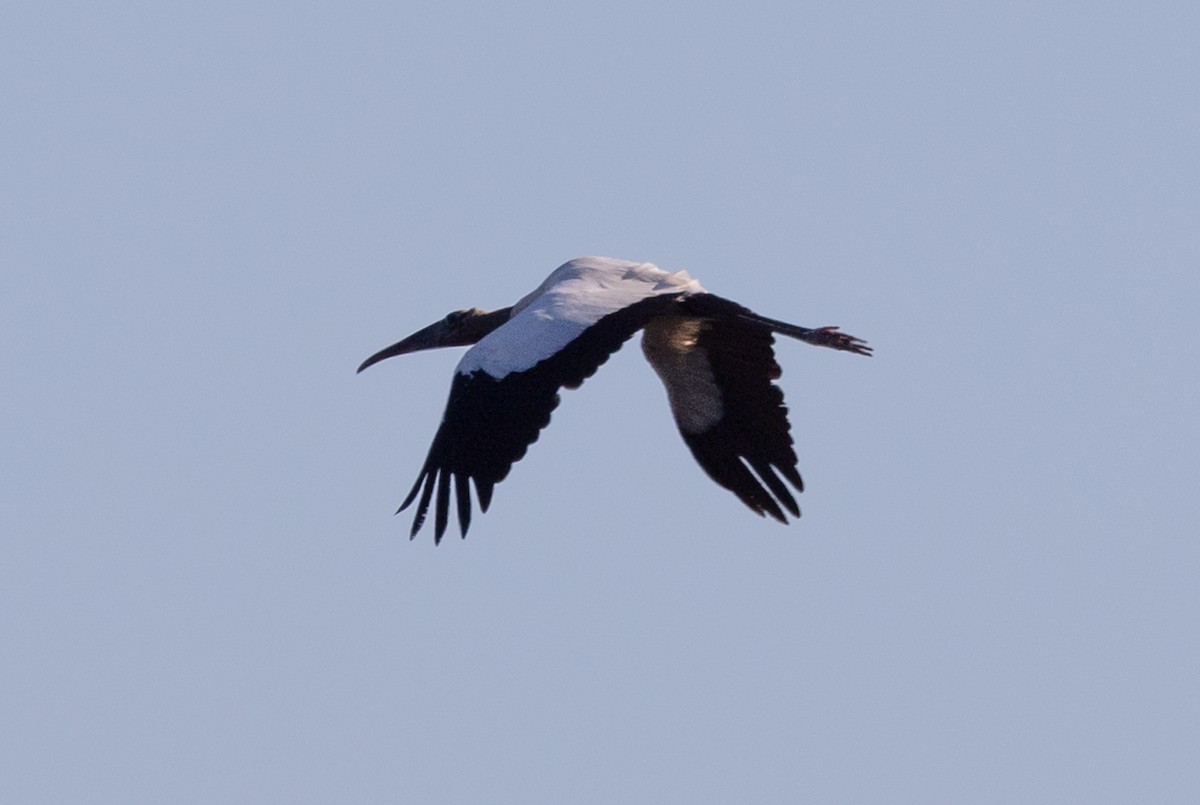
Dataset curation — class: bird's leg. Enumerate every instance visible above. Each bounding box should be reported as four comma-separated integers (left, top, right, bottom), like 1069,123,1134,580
739,311,873,357
800,326,873,356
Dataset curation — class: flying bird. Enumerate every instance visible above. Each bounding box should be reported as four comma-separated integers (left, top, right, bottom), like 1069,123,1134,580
359,256,871,542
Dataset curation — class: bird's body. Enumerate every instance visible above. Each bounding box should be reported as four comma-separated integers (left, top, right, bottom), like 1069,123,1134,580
359,257,871,542
456,257,704,379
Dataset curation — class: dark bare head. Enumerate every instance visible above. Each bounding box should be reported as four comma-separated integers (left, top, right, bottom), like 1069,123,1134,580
357,307,513,373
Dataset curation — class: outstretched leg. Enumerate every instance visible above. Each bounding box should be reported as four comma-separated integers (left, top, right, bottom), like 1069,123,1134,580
795,325,872,356
737,311,872,356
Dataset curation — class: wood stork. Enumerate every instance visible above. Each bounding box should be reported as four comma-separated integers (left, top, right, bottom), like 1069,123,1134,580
359,256,871,542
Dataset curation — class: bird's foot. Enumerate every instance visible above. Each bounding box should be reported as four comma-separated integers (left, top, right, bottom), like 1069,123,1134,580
810,326,872,356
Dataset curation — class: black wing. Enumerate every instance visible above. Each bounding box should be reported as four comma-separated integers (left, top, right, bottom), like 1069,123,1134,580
670,294,807,523
401,294,682,542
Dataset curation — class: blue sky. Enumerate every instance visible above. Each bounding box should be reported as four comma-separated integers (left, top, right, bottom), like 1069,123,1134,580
4,2,1198,802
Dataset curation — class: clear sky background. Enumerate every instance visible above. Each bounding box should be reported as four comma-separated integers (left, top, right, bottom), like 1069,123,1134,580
3,2,1197,802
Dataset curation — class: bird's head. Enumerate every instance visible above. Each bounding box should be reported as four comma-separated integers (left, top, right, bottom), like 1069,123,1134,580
357,307,512,373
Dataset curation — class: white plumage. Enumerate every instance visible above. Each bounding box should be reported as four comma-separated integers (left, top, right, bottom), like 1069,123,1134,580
458,257,705,378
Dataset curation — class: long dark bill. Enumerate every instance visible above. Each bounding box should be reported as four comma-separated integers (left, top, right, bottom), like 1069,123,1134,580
356,319,449,373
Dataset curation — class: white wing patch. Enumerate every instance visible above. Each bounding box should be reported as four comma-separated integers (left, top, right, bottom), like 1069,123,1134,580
457,257,705,379
640,316,725,434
